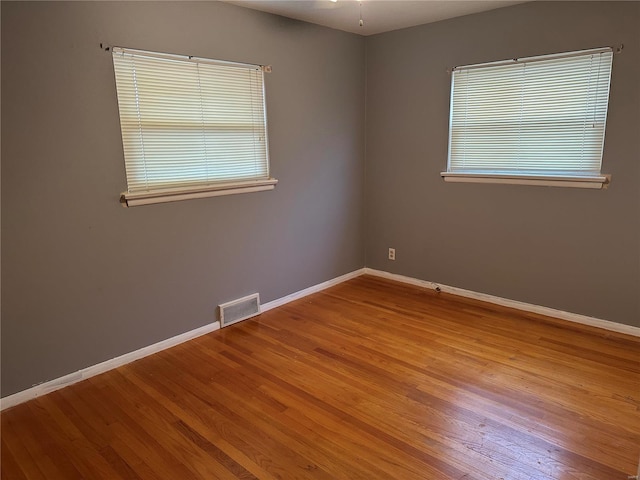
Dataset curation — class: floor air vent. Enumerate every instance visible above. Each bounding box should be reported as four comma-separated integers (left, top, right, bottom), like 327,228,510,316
219,293,261,328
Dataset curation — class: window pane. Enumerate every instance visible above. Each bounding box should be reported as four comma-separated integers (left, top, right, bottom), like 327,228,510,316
447,48,613,177
112,48,270,193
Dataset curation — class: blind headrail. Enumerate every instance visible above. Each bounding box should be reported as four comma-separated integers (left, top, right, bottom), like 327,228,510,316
450,46,618,73
102,43,267,71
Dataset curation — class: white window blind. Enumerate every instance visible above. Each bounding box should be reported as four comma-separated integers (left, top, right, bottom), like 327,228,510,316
111,47,275,206
444,48,613,188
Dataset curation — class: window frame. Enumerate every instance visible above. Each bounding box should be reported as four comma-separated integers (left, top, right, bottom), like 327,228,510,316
111,47,276,207
441,47,613,189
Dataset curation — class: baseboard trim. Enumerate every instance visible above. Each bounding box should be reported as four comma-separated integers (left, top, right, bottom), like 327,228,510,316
5,266,634,410
0,321,221,411
1,268,366,411
261,268,366,312
364,268,640,338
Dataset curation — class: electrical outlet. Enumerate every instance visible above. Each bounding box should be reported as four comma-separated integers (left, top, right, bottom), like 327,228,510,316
388,248,396,260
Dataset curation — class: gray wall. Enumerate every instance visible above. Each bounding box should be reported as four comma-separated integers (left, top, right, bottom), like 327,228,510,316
3,1,639,399
1,1,365,396
365,2,640,327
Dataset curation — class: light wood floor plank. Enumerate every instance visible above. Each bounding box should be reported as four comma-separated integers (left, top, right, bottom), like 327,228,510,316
2,275,638,479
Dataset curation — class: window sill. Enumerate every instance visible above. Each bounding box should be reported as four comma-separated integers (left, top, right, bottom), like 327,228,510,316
440,172,610,189
120,178,278,207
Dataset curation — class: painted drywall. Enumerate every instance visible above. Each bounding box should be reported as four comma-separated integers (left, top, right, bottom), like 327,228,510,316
1,1,365,397
365,2,640,327
3,0,638,400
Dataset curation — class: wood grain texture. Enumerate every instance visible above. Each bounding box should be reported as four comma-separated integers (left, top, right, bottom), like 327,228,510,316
2,275,639,479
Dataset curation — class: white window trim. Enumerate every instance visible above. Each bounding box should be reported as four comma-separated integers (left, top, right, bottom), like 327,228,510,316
440,172,610,189
120,178,278,207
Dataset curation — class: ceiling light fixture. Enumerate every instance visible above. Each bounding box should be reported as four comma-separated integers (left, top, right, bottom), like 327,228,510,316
359,1,364,27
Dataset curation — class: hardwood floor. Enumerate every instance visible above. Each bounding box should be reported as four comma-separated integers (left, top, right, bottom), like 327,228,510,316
2,275,639,479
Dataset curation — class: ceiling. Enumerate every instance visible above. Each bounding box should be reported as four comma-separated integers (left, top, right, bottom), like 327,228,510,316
227,0,528,36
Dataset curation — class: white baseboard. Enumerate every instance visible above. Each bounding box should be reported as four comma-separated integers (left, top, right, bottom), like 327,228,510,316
4,266,635,411
364,268,640,338
0,321,221,411
1,268,366,411
261,268,366,312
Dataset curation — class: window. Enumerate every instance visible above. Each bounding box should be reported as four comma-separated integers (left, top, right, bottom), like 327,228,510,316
111,47,276,206
442,47,613,189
